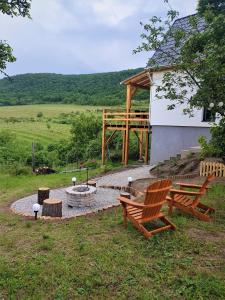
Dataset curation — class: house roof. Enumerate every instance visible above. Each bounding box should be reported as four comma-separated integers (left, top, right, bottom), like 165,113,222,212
121,14,205,89
149,14,205,69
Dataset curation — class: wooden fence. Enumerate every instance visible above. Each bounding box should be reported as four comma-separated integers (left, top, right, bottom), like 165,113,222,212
200,161,225,177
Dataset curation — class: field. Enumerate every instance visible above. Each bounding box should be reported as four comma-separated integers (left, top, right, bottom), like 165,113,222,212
0,104,106,146
0,104,224,298
0,171,225,299
0,104,104,118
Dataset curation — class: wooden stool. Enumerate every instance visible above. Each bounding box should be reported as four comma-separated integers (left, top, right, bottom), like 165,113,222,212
120,192,131,199
88,180,97,187
42,199,62,217
38,187,50,205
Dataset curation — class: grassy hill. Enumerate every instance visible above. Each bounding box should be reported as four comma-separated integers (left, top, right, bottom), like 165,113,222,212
0,68,148,106
0,104,105,146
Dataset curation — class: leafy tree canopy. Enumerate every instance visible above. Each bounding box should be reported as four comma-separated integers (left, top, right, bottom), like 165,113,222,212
198,0,225,15
135,0,225,159
0,0,31,76
135,0,225,118
0,69,149,106
0,0,31,17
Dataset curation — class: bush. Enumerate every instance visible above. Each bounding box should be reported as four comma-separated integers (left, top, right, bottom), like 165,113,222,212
37,112,43,118
199,120,225,162
8,164,31,176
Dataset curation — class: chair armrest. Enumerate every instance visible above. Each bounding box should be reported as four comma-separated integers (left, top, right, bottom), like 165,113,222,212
170,189,204,197
176,182,202,189
117,196,145,208
176,182,211,189
166,195,172,201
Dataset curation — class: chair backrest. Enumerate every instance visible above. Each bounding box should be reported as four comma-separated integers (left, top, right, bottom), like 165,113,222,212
142,179,172,219
200,172,215,194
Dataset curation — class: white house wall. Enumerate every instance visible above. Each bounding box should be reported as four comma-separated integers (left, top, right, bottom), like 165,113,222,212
150,71,211,128
149,70,211,165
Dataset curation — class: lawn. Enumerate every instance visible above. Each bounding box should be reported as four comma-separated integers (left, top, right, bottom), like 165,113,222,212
0,171,225,299
0,104,107,146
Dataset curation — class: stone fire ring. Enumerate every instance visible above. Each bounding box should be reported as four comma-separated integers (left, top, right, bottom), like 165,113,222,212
66,185,97,208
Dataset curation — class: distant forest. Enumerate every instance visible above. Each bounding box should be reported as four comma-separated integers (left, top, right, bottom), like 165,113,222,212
0,68,149,106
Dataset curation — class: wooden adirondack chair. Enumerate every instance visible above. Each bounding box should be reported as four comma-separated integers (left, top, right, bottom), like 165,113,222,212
118,179,176,238
167,173,215,222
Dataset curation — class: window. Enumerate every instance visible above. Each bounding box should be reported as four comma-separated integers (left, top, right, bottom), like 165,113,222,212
202,108,215,122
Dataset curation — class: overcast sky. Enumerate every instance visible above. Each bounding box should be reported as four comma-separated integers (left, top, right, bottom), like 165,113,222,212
1,0,197,76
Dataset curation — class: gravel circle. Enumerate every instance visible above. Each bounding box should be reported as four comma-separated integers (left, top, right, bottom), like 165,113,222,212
11,187,121,219
11,165,153,220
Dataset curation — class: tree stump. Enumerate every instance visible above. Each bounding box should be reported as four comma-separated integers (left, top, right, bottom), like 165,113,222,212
38,187,50,205
87,180,97,187
120,192,131,199
42,199,62,217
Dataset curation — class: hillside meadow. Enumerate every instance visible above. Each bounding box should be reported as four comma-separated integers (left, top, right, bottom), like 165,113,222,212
0,104,106,146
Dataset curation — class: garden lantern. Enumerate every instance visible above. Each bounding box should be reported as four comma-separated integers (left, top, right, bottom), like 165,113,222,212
128,176,133,187
32,203,40,220
72,177,77,186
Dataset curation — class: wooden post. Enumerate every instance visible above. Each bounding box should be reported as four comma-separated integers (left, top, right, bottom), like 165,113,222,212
38,187,50,205
124,85,132,166
145,131,149,164
122,130,126,163
42,199,62,217
124,124,129,166
102,109,106,165
139,131,143,161
126,84,132,112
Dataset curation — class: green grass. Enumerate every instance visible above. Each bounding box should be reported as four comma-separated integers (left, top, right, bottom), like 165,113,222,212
0,171,225,299
0,104,105,118
0,120,71,145
0,104,107,146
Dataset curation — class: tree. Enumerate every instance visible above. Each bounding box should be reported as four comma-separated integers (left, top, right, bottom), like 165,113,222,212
135,0,225,158
198,0,225,15
0,0,31,76
135,2,225,116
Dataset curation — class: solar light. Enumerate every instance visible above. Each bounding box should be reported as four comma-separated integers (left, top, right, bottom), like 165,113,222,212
209,103,214,109
32,203,40,220
72,177,77,186
128,176,133,187
218,102,223,108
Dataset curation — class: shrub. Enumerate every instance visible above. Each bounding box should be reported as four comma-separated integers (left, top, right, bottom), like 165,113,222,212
8,164,31,176
199,120,225,162
37,112,43,118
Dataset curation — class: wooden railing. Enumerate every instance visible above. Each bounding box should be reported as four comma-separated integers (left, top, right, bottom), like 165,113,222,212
103,109,149,127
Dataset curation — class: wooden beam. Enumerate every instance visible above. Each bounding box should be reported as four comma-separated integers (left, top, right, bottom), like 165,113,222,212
126,84,132,113
105,130,117,146
122,131,126,163
139,131,144,161
145,131,149,164
129,83,150,90
124,127,129,166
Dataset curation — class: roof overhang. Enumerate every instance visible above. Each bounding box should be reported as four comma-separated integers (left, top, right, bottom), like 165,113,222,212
121,70,151,90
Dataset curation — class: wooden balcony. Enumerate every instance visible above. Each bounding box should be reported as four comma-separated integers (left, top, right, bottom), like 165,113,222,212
103,109,150,131
102,70,152,166
102,108,150,166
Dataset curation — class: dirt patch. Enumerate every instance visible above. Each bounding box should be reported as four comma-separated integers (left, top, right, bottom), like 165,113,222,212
132,176,209,193
151,154,225,178
151,153,201,177
188,228,225,243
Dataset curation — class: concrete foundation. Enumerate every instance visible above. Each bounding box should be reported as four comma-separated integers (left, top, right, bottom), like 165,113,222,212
150,125,211,165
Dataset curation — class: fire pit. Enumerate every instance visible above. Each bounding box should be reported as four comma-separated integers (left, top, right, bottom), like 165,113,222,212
66,185,97,208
